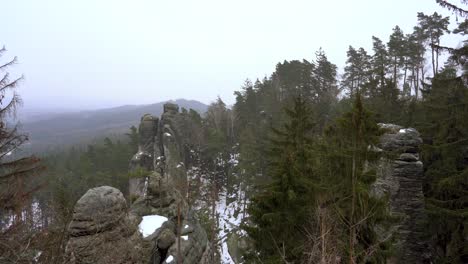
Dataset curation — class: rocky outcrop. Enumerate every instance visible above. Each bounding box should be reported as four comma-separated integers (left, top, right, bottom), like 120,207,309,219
373,124,428,263
129,114,159,197
66,103,211,264
65,186,151,264
130,103,212,264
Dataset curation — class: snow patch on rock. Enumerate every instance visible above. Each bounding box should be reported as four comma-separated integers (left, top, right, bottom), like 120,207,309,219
138,214,168,238
165,255,174,263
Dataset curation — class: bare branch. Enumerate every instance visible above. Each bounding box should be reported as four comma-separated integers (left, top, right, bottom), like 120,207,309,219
0,56,18,72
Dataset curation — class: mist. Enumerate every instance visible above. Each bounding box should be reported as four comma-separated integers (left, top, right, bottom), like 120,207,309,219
1,0,459,111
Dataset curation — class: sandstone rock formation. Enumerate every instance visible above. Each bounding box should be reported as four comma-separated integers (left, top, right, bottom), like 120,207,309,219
65,186,150,264
373,124,429,263
129,114,159,197
129,103,212,264
66,103,212,264
65,110,430,263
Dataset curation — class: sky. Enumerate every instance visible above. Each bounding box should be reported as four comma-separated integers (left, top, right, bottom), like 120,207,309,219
1,0,464,110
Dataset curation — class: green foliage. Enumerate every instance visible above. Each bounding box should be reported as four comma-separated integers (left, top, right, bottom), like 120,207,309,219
323,95,391,263
245,96,317,263
39,129,138,218
128,167,151,179
342,46,372,96
416,12,450,76
420,71,468,263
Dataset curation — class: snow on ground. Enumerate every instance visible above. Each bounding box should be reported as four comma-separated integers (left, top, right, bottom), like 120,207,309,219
188,149,247,263
138,215,168,238
1,199,44,230
216,188,246,264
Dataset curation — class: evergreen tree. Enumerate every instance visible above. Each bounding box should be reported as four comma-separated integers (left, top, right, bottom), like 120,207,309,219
417,12,450,76
0,46,44,263
371,36,390,95
342,46,372,96
246,96,317,263
323,95,391,263
420,67,468,263
313,48,339,129
388,25,406,89
436,0,468,17
406,27,427,98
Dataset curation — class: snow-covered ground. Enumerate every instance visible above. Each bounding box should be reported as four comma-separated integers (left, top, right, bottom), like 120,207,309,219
1,199,44,231
187,148,248,264
217,191,244,264
216,186,249,264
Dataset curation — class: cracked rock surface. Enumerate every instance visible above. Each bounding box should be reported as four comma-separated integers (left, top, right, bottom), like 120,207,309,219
373,124,429,263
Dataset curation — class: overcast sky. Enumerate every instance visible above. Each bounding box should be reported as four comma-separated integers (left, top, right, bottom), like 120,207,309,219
1,0,462,110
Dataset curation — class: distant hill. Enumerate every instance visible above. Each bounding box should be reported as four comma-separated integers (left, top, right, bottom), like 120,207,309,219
20,99,208,153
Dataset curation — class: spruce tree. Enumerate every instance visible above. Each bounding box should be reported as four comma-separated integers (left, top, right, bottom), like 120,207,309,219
323,95,391,263
0,46,43,263
420,68,468,263
246,96,317,263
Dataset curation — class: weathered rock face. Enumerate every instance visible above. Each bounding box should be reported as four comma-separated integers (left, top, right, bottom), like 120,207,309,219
129,114,159,197
158,103,188,184
373,124,428,263
147,211,213,264
129,103,212,264
65,186,151,264
66,104,211,264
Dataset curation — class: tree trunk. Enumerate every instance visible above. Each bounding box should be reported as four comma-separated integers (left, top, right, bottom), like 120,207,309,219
393,56,398,89
431,40,436,77
435,44,439,75
403,60,408,88
412,67,416,97
349,150,357,264
380,64,385,91
421,66,426,88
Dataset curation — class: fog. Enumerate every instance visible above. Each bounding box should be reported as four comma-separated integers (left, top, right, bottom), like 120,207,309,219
1,0,460,110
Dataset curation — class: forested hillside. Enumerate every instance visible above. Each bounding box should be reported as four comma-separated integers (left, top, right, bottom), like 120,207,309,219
0,1,467,263
20,99,208,152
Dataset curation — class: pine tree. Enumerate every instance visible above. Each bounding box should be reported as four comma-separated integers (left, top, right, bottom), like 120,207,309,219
342,46,372,97
246,96,317,263
371,36,390,95
436,0,468,17
388,26,406,89
406,27,427,98
416,12,450,76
